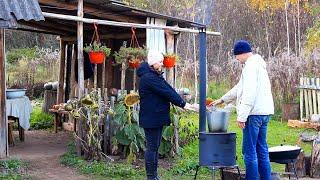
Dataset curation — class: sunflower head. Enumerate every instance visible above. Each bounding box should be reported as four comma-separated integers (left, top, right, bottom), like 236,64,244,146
124,93,140,107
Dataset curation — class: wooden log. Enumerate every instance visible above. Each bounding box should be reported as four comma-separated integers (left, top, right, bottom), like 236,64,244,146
311,78,317,115
0,28,7,158
300,77,304,120
57,40,66,105
304,77,309,121
76,0,85,156
286,152,306,177
288,119,320,130
42,90,57,113
311,136,320,178
222,169,245,180
305,155,311,176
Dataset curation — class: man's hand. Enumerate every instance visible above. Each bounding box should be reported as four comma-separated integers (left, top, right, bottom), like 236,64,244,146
237,121,246,129
209,99,224,106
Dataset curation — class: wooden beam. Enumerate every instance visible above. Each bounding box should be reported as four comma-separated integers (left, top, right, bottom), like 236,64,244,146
17,25,63,36
19,21,69,36
42,12,221,36
26,19,76,34
60,32,146,42
0,29,7,158
39,0,145,23
76,0,84,157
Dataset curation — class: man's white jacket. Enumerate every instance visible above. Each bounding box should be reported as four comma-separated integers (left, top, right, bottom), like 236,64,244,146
221,54,274,122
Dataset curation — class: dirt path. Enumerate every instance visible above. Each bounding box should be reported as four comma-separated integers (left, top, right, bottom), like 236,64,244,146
10,130,90,180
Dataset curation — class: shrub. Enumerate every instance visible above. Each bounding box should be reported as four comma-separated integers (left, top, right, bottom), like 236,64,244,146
30,107,53,130
6,48,37,64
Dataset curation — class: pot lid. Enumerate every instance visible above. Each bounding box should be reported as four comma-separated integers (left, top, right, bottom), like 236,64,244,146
269,145,301,152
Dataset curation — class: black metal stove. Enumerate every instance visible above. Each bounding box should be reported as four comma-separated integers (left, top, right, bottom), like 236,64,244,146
196,30,240,180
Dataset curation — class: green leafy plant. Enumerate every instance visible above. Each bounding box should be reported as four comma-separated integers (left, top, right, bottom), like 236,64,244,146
159,106,185,156
114,45,147,65
30,107,54,130
112,93,145,163
0,159,29,179
84,41,111,56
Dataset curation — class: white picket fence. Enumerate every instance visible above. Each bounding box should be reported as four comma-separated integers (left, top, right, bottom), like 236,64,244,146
299,77,320,121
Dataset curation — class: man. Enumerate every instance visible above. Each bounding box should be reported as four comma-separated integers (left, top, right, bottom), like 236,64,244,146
213,40,274,180
137,50,193,180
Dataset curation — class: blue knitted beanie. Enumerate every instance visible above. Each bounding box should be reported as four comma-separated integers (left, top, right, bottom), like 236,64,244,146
233,40,252,55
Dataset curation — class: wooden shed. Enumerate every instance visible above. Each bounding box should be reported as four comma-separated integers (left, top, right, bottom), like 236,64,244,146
0,0,220,158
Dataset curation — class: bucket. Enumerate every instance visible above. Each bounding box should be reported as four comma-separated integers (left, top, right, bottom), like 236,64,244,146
206,108,230,132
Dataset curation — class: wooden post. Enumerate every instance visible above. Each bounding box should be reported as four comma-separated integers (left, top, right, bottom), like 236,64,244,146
0,28,7,158
165,30,175,86
316,78,320,114
165,30,179,154
121,63,126,90
311,78,317,115
133,69,137,91
307,78,313,119
94,65,98,89
57,40,66,105
104,92,113,154
65,44,73,102
77,0,85,156
304,77,310,121
70,45,76,98
300,77,304,121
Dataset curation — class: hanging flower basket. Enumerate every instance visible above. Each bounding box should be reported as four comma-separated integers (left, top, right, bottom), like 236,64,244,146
84,41,111,64
84,23,111,64
129,58,141,69
88,51,105,64
163,53,179,68
114,46,147,68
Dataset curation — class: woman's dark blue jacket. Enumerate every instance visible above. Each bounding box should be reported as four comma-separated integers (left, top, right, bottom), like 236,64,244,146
137,62,186,128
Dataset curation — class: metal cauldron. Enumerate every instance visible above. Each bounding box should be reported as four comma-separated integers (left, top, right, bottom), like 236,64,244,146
269,145,301,163
206,108,230,132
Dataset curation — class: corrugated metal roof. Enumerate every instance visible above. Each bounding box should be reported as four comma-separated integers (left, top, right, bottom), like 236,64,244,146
0,0,44,28
83,0,205,28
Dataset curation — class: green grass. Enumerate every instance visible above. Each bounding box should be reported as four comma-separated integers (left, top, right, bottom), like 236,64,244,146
171,113,312,176
0,159,29,179
58,80,312,178
60,112,311,179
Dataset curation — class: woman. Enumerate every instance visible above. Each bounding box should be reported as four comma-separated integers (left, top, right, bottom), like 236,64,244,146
137,50,192,180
